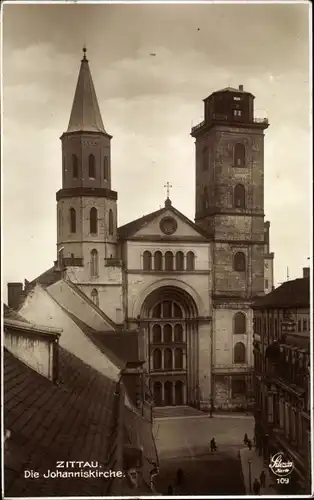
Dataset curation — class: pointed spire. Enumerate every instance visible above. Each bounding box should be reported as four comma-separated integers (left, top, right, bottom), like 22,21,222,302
66,48,108,134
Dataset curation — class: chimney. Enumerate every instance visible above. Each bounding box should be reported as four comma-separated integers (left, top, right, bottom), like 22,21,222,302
239,84,244,91
7,282,24,310
303,267,310,278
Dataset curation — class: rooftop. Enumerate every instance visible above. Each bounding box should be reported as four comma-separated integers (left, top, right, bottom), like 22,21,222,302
4,346,117,497
253,277,310,309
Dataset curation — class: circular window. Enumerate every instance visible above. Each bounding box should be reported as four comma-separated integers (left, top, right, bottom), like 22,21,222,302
160,217,177,235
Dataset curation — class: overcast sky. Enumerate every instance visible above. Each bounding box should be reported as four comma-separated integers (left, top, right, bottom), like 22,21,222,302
2,2,311,300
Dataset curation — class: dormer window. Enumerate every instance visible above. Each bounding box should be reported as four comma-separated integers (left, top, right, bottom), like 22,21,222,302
233,96,241,101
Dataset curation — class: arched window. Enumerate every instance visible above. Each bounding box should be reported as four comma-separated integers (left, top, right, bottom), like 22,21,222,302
164,349,173,370
174,324,183,342
174,348,183,369
70,208,76,233
58,209,62,236
175,251,184,271
186,251,195,271
89,154,96,178
203,186,209,210
153,349,162,370
152,303,162,318
90,207,98,234
90,249,99,277
91,288,99,306
165,251,174,271
108,209,114,235
202,146,209,171
153,381,162,406
152,324,161,343
234,143,246,167
72,154,78,178
234,252,246,272
164,381,173,405
163,324,172,343
173,303,183,318
234,312,246,334
104,157,109,180
234,342,246,364
154,251,162,271
234,184,246,208
175,381,184,405
143,251,152,270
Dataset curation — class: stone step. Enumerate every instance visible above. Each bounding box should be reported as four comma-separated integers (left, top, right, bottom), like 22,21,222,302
153,405,205,419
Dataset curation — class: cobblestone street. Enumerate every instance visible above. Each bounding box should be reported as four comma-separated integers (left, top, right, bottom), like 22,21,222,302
153,407,254,495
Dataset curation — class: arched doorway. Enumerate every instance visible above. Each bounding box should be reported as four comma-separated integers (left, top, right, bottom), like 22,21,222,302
140,285,199,408
153,381,162,406
164,381,173,406
175,381,184,405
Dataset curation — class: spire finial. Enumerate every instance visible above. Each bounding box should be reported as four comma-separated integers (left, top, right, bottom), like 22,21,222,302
82,46,88,62
164,181,172,207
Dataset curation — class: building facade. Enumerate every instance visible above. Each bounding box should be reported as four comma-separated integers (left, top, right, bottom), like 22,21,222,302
253,269,311,494
8,50,275,411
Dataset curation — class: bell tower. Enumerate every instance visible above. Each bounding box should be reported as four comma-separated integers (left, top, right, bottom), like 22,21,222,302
56,49,118,305
191,85,269,409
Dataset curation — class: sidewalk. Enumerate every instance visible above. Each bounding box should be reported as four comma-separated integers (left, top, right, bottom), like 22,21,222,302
240,447,276,495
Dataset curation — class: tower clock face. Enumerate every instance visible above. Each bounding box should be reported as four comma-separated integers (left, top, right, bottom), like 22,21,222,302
159,217,177,235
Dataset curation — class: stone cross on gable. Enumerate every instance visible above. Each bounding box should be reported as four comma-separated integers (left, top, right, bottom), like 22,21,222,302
164,182,172,199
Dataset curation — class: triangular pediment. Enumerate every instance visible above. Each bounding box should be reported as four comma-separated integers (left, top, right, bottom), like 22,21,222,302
118,203,210,241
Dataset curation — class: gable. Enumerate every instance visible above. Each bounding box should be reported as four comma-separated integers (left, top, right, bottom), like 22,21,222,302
129,208,209,241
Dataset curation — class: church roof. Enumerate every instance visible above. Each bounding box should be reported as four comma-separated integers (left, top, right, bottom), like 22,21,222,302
118,200,211,240
253,276,310,310
4,346,117,497
66,49,108,135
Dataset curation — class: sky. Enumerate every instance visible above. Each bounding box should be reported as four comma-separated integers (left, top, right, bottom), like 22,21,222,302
2,1,311,301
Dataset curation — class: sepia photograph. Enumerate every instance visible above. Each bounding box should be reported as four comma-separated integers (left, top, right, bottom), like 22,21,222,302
1,1,312,497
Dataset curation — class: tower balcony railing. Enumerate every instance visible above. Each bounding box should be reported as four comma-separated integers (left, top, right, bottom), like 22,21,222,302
191,115,268,133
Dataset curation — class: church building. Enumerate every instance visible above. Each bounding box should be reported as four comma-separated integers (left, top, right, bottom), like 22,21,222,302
8,49,274,411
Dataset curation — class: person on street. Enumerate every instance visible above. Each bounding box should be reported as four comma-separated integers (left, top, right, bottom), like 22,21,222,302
247,439,252,450
167,484,174,495
259,470,266,488
243,433,249,446
253,478,261,495
210,437,217,452
176,468,184,485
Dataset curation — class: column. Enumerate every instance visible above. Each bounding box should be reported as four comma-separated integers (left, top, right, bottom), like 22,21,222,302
172,383,176,405
161,382,165,405
172,349,175,370
183,383,187,405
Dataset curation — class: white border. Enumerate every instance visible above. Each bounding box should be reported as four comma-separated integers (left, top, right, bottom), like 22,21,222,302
1,1,312,499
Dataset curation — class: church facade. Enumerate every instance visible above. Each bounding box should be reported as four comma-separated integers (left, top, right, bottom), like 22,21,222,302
9,50,274,410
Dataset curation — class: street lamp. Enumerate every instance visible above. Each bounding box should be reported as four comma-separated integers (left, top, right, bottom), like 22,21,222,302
248,459,252,493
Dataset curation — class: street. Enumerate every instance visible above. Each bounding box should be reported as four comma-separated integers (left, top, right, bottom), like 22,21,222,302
153,408,254,495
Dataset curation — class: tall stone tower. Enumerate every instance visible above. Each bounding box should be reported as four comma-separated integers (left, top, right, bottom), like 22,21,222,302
56,49,122,318
191,85,269,409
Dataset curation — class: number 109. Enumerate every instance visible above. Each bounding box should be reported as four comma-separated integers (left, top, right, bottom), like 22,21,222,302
277,478,290,484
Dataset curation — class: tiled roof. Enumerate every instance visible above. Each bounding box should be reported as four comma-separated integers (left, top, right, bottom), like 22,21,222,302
253,277,310,309
26,267,62,290
3,304,30,323
65,311,127,369
90,331,142,365
66,53,108,135
4,346,118,497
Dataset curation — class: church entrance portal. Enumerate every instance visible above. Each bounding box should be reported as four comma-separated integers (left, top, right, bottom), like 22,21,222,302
140,286,199,407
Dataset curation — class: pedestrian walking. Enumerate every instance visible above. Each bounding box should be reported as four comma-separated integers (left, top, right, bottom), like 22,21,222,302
247,439,252,450
176,468,184,485
259,470,266,488
167,484,174,495
243,433,249,446
253,478,261,495
210,437,217,452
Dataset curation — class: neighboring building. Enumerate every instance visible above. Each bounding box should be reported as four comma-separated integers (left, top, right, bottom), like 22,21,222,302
3,303,159,497
252,268,311,494
7,50,274,410
264,221,275,294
